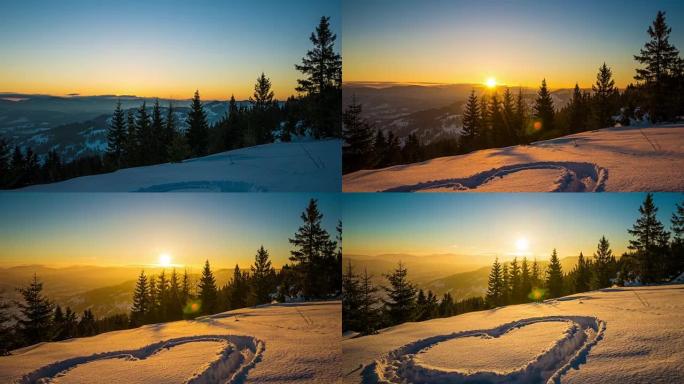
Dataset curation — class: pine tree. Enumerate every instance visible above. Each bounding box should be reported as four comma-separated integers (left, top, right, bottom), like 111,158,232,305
628,193,670,282
479,95,491,147
439,293,454,318
520,257,532,301
568,83,589,133
510,257,521,303
502,88,517,145
24,147,39,185
107,100,127,166
52,305,65,340
486,258,503,307
574,252,591,292
592,237,614,289
383,262,417,326
229,264,246,309
224,95,241,149
358,268,380,334
186,90,209,157
669,202,684,276
130,270,149,326
157,270,169,321
78,309,96,336
592,63,617,129
534,79,555,133
634,11,682,121
342,260,361,332
125,109,138,165
151,99,165,163
461,90,481,151
489,92,506,147
198,260,218,315
545,249,564,298
147,274,158,323
531,258,541,287
289,198,334,297
342,96,375,173
514,88,528,143
163,102,177,161
15,274,54,345
168,269,183,321
181,269,190,305
251,246,274,305
501,263,510,305
135,101,153,164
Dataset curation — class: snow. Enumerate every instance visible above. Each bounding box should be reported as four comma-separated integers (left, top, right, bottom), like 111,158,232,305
19,140,341,192
0,301,341,384
343,285,684,384
343,125,684,192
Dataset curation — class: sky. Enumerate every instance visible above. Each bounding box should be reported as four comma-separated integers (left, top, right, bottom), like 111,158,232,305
343,193,683,264
0,0,340,100
0,193,340,269
343,0,684,88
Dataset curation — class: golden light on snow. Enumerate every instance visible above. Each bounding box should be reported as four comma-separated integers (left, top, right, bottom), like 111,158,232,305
485,77,497,88
158,253,172,267
516,237,529,252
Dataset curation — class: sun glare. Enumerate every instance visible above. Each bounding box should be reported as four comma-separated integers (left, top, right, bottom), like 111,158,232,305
158,253,172,267
485,77,497,88
515,237,529,252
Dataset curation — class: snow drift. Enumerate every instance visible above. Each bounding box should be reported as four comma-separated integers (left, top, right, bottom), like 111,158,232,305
343,125,684,192
0,301,341,384
343,285,684,384
20,139,341,192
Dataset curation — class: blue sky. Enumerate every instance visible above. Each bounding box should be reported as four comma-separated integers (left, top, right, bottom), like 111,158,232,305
0,0,340,99
343,193,684,262
343,0,684,87
0,193,340,268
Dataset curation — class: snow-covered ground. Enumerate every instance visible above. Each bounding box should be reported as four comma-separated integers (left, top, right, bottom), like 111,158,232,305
1,301,341,384
20,140,341,192
343,285,684,384
343,125,684,192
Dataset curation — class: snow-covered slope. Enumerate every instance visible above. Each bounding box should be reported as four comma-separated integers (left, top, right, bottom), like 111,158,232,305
343,285,684,384
20,140,341,192
0,301,341,384
343,125,684,192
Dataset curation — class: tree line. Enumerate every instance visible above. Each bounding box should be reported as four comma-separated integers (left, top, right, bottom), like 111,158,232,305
0,16,341,189
0,198,341,355
343,11,684,174
342,193,684,335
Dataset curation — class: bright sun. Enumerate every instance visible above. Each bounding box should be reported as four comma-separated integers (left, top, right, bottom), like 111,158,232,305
516,238,529,252
486,77,497,88
158,253,172,267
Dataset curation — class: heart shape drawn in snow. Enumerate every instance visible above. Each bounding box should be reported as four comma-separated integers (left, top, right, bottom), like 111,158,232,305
17,335,264,384
364,315,605,384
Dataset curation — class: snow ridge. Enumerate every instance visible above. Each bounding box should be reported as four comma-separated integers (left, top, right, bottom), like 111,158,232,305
17,335,264,384
364,316,605,384
382,162,608,192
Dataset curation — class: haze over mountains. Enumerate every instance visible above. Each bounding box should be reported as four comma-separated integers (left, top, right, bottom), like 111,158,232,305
342,83,578,144
0,93,251,162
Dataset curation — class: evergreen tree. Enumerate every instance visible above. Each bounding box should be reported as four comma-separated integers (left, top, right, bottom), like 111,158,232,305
439,292,454,317
24,147,39,184
592,63,617,129
489,92,506,147
157,270,169,321
373,130,388,168
224,95,241,149
78,309,97,336
342,260,361,332
15,274,54,345
479,95,491,147
486,258,503,307
514,88,528,143
628,193,670,282
125,109,138,165
568,83,589,132
247,73,277,145
61,307,78,340
669,202,684,276
461,90,481,151
198,260,218,315
383,262,417,326
502,88,517,145
186,90,209,157
0,138,10,187
168,269,183,321
358,268,380,334
135,101,153,164
342,97,375,173
164,102,177,160
531,258,541,287
634,11,682,121
52,305,65,340
534,79,555,133
251,246,274,305
501,263,510,305
510,257,521,303
574,252,591,292
592,237,614,289
545,249,564,298
151,99,165,163
107,100,127,166
130,271,149,326
229,264,247,309
520,257,532,301
147,274,158,323
181,269,190,305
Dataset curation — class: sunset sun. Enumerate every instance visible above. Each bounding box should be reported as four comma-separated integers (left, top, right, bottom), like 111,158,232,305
485,77,497,88
515,237,529,252
158,253,172,267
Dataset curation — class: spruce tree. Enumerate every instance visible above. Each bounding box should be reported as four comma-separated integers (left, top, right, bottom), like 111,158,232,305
534,79,555,133
502,88,517,145
251,246,274,305
52,305,65,340
486,258,503,307
568,83,589,133
151,99,165,163
135,101,153,164
1,297,13,352
198,260,218,315
520,257,532,301
168,269,183,321
461,90,481,151
383,262,417,326
628,193,670,282
125,109,138,165
181,269,190,306
510,257,521,303
157,270,169,321
186,90,209,157
592,237,614,289
501,263,510,305
592,63,617,129
373,129,388,168
531,258,541,287
634,11,682,121
574,252,591,292
342,260,361,332
479,95,491,147
489,92,506,147
669,202,684,275
224,95,241,149
147,274,158,323
230,264,247,309
107,100,127,166
296,16,342,94
358,268,380,334
342,96,375,173
545,249,564,298
164,102,177,160
78,309,96,336
515,88,527,143
130,270,149,326
15,274,54,345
